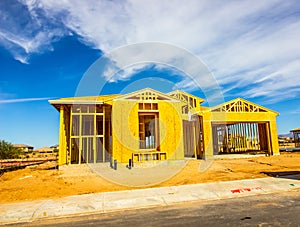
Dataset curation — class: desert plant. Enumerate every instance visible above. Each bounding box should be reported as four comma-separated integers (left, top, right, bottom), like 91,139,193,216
0,140,22,159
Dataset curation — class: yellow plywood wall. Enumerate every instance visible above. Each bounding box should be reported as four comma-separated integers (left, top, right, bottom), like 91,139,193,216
201,111,214,158
158,101,184,160
112,100,139,163
111,100,184,163
210,112,277,122
269,117,280,155
58,105,67,165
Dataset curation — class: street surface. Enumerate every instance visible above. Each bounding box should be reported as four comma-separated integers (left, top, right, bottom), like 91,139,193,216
7,190,300,227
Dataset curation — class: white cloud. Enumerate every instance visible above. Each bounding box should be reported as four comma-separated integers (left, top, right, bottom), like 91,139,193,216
0,0,69,61
86,42,219,93
1,0,300,102
0,97,54,104
241,60,300,101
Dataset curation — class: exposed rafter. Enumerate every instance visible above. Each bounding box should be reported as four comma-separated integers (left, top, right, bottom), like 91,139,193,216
114,88,179,101
168,90,204,113
210,98,279,114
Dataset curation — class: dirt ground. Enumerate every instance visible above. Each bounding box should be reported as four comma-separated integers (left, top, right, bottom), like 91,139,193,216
0,152,299,203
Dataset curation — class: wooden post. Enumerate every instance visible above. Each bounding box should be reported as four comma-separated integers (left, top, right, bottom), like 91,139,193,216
58,105,67,166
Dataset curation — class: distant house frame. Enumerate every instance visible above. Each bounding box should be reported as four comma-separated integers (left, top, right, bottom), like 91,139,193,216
290,128,300,148
49,88,280,166
13,144,34,153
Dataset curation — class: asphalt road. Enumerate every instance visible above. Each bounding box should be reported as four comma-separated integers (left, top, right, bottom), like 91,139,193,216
7,190,300,227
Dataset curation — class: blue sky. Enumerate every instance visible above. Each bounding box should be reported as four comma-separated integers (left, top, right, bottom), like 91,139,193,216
0,0,300,148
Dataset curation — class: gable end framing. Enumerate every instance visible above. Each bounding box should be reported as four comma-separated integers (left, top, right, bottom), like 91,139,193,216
114,88,180,102
210,98,278,115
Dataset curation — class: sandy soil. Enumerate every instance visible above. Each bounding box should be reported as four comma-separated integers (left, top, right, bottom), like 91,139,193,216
0,152,299,203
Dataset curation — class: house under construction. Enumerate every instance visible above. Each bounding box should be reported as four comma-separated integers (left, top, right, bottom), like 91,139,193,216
290,128,300,148
49,88,279,166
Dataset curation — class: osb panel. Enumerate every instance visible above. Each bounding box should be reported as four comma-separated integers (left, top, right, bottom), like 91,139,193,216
210,112,277,122
201,111,214,158
112,100,185,163
158,101,184,160
58,106,67,165
269,120,279,155
112,100,139,163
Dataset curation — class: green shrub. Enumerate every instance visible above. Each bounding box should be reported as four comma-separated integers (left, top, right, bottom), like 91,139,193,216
0,140,22,159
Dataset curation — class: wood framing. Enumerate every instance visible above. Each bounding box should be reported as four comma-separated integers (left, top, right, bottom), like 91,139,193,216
290,128,300,148
210,98,278,114
49,88,280,166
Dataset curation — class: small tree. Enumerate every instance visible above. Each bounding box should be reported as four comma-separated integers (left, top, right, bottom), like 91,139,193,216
0,140,22,159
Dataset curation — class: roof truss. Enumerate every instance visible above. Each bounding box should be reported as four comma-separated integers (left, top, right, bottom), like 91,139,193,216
115,88,178,101
211,98,277,114
168,90,204,112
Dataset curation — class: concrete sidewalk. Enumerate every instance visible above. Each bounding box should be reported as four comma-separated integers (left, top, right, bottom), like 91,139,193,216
1,175,299,225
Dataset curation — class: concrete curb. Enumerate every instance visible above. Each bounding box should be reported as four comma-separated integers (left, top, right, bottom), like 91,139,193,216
1,175,299,225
